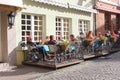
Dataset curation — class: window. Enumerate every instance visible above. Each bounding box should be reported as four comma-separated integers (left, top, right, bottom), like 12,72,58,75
105,12,111,30
56,18,70,40
21,14,44,43
78,20,90,34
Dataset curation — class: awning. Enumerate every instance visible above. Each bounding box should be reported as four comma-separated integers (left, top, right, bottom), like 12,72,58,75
32,0,68,8
96,6,120,14
0,0,23,11
69,4,98,13
32,0,98,13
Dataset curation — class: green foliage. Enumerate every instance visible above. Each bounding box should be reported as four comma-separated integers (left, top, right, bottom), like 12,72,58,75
59,40,69,46
100,36,107,41
110,36,116,42
85,39,92,44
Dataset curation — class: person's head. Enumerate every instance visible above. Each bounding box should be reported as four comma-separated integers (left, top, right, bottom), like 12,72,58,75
87,31,93,36
45,36,49,39
70,34,75,41
50,35,54,40
97,32,102,37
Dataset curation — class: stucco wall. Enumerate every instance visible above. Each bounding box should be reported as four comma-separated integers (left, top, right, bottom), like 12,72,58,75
16,0,93,43
1,11,17,65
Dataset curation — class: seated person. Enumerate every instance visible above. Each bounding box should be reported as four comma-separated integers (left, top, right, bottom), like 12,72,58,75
26,35,34,46
111,30,119,42
85,31,95,45
36,45,49,61
44,36,49,44
94,32,106,48
69,34,78,51
69,34,78,46
46,35,57,45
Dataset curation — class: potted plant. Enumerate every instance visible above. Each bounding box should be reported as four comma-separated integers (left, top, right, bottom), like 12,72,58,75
59,40,70,51
110,36,116,42
85,39,92,45
100,36,107,42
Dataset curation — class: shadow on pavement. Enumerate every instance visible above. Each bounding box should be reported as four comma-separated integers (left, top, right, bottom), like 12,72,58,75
0,65,53,76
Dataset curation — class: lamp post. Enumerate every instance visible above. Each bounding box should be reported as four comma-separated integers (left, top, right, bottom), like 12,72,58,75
8,12,16,28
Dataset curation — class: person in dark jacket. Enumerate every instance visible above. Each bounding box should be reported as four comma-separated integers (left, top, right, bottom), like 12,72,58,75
47,35,57,45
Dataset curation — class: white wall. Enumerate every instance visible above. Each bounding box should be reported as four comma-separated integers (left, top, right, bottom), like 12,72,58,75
0,0,23,7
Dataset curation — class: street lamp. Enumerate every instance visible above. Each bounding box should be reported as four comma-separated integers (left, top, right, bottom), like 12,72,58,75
8,12,16,28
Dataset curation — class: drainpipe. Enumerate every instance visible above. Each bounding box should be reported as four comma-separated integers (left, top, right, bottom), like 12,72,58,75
93,0,97,35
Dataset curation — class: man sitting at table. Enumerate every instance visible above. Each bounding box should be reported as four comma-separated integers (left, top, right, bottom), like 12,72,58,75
46,35,57,45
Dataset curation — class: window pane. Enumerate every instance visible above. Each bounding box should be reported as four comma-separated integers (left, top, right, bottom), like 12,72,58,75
34,37,37,40
27,21,31,25
22,26,25,30
34,16,38,20
22,32,25,36
27,26,31,30
35,26,38,30
34,32,37,35
39,27,42,30
34,21,38,25
39,21,42,25
26,32,30,35
59,23,61,26
27,15,31,19
39,16,42,20
58,18,61,22
22,37,25,41
22,15,25,19
22,20,25,24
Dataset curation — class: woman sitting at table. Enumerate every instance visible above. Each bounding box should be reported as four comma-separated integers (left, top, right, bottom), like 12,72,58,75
85,31,95,45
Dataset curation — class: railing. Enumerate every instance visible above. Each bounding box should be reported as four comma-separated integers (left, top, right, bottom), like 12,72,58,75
20,37,116,68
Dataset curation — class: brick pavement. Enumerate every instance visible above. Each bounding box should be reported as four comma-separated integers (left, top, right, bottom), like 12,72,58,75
31,51,120,80
0,52,120,80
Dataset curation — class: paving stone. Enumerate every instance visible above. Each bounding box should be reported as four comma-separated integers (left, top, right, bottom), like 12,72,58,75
31,52,120,80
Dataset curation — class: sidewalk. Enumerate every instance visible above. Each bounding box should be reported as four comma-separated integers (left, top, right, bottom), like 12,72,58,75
0,49,118,80
0,65,52,80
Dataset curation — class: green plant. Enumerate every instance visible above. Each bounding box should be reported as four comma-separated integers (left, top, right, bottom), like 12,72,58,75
59,40,69,46
85,39,92,45
100,36,107,41
110,36,116,42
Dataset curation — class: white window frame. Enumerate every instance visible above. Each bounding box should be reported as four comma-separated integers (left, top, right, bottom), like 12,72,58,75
78,20,90,34
56,17,70,40
21,14,44,43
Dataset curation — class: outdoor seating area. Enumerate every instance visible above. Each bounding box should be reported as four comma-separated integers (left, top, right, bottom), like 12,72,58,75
20,33,119,69
21,42,84,69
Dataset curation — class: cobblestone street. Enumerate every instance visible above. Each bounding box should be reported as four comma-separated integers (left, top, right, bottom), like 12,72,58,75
31,52,120,80
1,52,120,80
